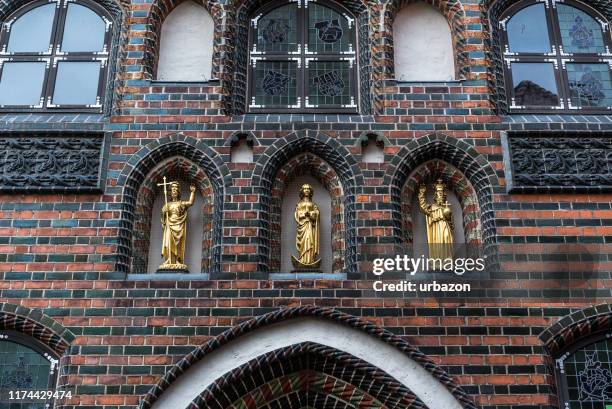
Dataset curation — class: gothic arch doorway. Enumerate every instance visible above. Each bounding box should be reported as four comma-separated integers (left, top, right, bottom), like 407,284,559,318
141,307,476,409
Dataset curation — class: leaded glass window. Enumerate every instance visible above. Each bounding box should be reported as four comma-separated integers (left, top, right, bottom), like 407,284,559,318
500,0,612,113
556,333,612,409
248,0,357,112
0,0,112,112
0,331,59,409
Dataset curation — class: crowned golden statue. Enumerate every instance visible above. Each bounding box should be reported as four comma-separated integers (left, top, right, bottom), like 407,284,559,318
157,177,196,271
291,184,321,269
418,179,454,261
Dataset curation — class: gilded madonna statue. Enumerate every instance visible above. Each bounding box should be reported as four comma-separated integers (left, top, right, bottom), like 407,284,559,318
418,179,454,260
291,184,321,269
157,177,196,271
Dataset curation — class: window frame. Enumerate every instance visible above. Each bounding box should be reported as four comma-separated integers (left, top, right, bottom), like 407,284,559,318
0,0,112,113
500,0,612,114
0,329,60,407
554,331,612,407
247,0,359,113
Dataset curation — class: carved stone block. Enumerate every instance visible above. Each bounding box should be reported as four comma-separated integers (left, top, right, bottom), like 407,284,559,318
0,133,106,191
502,132,612,192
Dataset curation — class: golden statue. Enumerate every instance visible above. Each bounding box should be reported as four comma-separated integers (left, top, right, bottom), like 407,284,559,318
418,179,454,260
291,184,321,269
157,177,196,271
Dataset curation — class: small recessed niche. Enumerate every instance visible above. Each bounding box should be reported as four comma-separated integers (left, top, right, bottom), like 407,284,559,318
361,135,385,164
230,135,254,163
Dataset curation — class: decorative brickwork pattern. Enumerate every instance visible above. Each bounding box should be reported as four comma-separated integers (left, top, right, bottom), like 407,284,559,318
540,303,612,358
140,305,477,409
188,342,428,409
115,133,230,273
0,133,107,192
504,132,612,193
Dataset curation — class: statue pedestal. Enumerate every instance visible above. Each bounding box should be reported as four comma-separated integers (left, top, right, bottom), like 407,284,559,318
290,268,322,274
156,268,189,274
156,263,189,274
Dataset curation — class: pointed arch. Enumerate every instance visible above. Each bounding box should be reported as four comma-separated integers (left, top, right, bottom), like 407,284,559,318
116,133,230,274
481,0,612,114
539,303,612,357
383,134,500,252
142,0,224,81
231,0,373,114
0,303,74,356
140,306,477,409
251,131,363,273
384,0,468,80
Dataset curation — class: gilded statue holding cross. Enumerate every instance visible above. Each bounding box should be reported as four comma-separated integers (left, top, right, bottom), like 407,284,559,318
157,177,196,271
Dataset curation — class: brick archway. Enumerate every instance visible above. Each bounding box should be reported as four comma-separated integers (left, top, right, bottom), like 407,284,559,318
140,306,477,409
116,133,229,274
384,134,499,255
188,342,429,409
0,303,74,356
251,131,363,274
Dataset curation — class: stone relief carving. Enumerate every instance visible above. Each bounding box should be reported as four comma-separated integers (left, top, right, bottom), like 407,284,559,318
0,135,104,191
507,134,612,191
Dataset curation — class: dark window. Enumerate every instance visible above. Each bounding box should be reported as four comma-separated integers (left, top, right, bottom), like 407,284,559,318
556,332,612,408
248,0,357,113
0,331,59,408
0,0,112,112
500,0,612,113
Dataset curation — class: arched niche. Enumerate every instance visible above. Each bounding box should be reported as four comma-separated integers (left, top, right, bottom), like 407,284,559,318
280,175,332,273
156,1,214,81
229,135,253,163
393,2,455,81
402,160,481,252
132,156,214,274
147,182,205,273
272,153,344,274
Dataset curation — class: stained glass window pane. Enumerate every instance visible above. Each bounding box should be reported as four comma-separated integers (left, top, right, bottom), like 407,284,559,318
253,60,298,107
506,3,551,53
52,61,101,105
7,4,56,53
308,3,352,53
61,3,106,52
308,61,352,107
0,340,52,409
511,62,559,106
557,4,606,54
0,62,46,106
563,338,612,408
567,63,612,108
255,4,298,53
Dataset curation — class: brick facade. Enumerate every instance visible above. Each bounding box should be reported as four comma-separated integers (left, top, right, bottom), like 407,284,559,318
1,0,612,407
